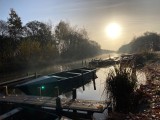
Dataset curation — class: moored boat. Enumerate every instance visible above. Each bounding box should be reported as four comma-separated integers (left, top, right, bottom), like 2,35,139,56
89,58,118,67
15,67,97,96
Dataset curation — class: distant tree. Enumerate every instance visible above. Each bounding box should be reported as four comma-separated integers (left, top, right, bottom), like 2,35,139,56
0,20,8,36
0,36,15,66
7,8,23,40
130,32,160,52
42,41,59,61
54,21,101,59
17,39,41,62
55,21,70,41
118,44,131,53
54,21,70,53
24,21,53,46
118,32,160,53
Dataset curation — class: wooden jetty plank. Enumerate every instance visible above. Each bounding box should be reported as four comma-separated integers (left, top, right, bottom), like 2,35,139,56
0,74,39,86
62,99,108,112
42,97,57,107
0,95,109,113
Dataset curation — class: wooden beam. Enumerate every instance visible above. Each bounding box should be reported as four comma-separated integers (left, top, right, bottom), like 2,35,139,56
92,71,96,90
72,88,77,100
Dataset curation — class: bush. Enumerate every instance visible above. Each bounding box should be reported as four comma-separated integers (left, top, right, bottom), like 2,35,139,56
106,65,137,113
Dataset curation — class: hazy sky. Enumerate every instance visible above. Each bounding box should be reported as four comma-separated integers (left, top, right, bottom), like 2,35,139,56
1,0,160,50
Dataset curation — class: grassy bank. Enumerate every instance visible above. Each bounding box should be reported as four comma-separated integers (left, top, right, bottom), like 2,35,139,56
107,52,160,119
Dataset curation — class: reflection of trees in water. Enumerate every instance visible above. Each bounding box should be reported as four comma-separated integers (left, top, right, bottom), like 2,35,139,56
38,62,82,75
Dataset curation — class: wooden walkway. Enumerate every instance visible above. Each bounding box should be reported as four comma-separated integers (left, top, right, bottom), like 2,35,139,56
0,74,40,87
0,95,110,113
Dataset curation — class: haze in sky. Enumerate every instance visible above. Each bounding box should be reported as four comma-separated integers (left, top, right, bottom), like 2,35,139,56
1,0,160,50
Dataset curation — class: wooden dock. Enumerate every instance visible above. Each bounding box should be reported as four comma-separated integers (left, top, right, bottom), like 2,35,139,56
0,74,40,87
0,95,110,113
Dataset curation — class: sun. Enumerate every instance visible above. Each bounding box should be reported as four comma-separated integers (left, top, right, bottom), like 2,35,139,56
105,23,122,39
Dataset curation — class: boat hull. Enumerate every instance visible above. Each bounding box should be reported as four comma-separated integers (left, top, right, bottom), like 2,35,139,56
16,68,96,96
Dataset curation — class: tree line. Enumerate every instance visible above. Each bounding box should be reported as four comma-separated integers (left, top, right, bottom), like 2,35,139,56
0,8,101,73
118,32,160,53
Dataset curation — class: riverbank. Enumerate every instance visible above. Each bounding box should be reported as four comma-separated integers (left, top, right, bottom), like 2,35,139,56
108,61,160,120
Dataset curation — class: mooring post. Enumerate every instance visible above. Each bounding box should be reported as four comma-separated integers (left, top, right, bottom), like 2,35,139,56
56,97,62,114
92,71,96,90
27,72,29,76
35,72,37,78
72,88,77,113
55,86,59,97
81,71,85,91
38,87,42,96
3,86,8,96
72,88,77,100
85,60,87,66
82,60,83,66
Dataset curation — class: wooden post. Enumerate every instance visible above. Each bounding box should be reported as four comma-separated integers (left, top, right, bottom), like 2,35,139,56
3,86,8,96
71,89,77,114
85,60,87,66
93,79,96,90
92,71,96,90
38,87,42,96
72,89,77,114
27,72,29,76
72,88,77,100
81,71,85,91
55,86,59,97
56,97,62,114
35,72,37,78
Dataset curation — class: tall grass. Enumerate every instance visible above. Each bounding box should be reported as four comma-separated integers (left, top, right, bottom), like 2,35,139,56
106,65,137,113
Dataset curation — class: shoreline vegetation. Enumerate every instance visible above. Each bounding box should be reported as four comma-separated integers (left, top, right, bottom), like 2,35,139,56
107,53,160,120
0,8,102,75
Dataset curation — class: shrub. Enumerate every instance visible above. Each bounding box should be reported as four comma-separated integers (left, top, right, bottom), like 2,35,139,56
106,65,137,113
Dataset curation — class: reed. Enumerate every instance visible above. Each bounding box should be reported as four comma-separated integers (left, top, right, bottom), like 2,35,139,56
106,65,137,113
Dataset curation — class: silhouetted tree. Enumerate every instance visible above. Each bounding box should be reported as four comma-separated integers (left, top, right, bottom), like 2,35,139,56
17,39,41,63
7,8,22,40
0,10,101,73
24,21,53,46
55,21,101,59
118,32,160,53
0,20,8,36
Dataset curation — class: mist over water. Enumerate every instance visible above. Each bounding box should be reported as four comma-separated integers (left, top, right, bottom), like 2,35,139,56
37,53,146,101
3,53,147,101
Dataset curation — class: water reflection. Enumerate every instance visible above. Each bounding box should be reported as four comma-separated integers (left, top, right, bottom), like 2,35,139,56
76,68,111,101
10,53,147,101
59,67,147,101
59,68,112,101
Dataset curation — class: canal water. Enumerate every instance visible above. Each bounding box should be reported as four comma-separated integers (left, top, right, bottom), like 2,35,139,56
59,67,147,101
59,67,111,101
0,53,148,120
2,53,147,101
35,53,147,101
